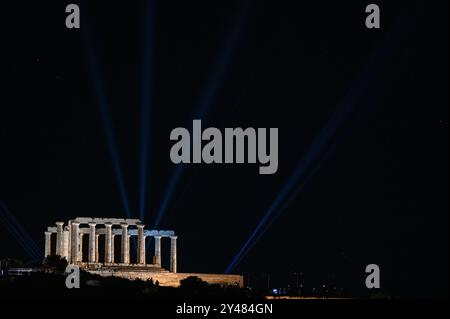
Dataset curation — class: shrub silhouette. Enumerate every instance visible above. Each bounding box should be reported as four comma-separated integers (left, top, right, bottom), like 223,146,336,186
42,255,68,274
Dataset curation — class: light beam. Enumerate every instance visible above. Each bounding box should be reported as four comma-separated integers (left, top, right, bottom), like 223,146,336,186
225,16,405,273
0,201,42,260
139,0,158,223
81,13,132,218
153,0,252,228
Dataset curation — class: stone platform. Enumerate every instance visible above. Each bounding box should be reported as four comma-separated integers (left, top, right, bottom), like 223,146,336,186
88,269,243,288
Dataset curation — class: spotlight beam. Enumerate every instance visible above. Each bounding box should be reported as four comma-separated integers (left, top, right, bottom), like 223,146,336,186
139,0,158,223
225,92,364,273
0,202,41,260
153,163,184,229
81,15,132,218
225,16,406,273
0,211,37,260
0,202,42,258
193,0,251,120
153,0,252,228
225,120,355,273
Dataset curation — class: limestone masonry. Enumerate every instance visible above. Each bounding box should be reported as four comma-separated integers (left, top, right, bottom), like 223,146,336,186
45,218,243,287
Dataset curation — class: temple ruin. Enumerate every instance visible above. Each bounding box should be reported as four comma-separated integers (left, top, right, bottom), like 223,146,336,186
44,218,243,287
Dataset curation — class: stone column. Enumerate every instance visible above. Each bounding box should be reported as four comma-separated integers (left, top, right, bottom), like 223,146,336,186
105,223,113,264
95,234,100,262
78,233,84,262
127,235,131,264
153,236,162,267
56,222,64,256
63,229,70,260
170,236,178,273
137,224,146,265
70,222,80,263
111,234,115,263
120,223,129,264
67,222,72,263
88,222,96,263
44,232,52,258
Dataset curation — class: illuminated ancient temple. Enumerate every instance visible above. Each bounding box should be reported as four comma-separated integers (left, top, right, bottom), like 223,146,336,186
44,217,242,287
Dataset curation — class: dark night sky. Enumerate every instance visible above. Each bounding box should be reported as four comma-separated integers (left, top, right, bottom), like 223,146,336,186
1,1,448,298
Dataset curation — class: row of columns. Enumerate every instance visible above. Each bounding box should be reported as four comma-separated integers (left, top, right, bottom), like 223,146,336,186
46,222,177,272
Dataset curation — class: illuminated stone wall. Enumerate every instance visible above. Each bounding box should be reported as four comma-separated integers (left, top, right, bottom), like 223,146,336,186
89,270,243,288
